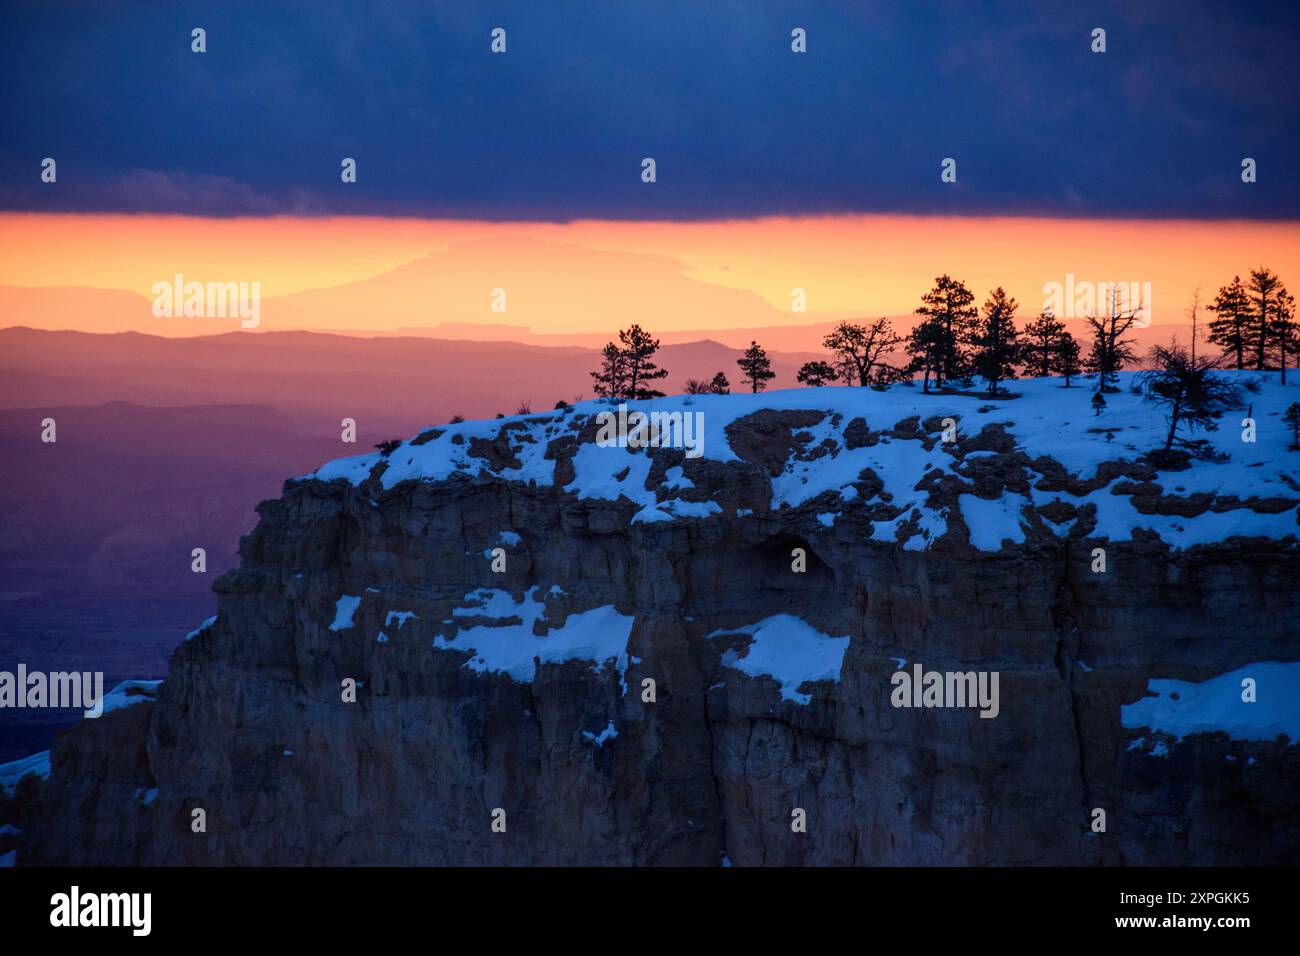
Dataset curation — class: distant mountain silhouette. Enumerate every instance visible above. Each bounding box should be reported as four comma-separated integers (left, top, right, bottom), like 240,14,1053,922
0,327,821,428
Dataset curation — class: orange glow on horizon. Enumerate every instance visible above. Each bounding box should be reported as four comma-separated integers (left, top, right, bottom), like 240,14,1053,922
2,212,1298,335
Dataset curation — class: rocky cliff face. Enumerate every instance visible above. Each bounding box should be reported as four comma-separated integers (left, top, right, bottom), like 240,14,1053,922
16,377,1300,865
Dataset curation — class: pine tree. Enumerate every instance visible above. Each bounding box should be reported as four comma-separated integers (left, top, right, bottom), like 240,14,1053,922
709,371,730,395
972,287,1020,397
618,324,669,400
1272,288,1296,385
1056,332,1081,387
1283,402,1300,450
907,317,944,394
911,275,978,390
737,340,776,393
1246,267,1286,370
1022,311,1066,378
822,319,903,387
1208,276,1251,370
796,360,837,387
1137,345,1244,451
590,342,628,399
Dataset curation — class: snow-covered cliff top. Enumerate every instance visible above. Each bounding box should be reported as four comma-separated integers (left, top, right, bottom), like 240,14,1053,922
307,372,1300,552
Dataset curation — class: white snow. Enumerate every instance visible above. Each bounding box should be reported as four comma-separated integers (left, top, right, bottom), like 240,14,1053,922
304,373,1299,553
330,594,362,631
100,679,162,715
709,614,851,705
1122,661,1300,744
437,587,635,683
663,466,694,489
0,751,50,795
632,498,722,524
453,587,523,618
385,611,417,628
960,493,1030,550
185,615,217,641
582,720,619,746
631,504,673,523
566,441,657,508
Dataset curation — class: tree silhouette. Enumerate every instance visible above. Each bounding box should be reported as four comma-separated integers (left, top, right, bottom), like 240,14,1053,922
684,378,712,395
1056,332,1081,387
590,342,628,399
1245,267,1290,371
1208,276,1250,370
971,287,1020,397
796,359,837,387
1283,402,1300,451
591,326,670,400
1022,311,1066,378
709,372,730,394
907,318,944,394
1137,345,1244,452
1273,287,1297,385
619,324,669,400
737,340,776,393
910,275,978,391
822,319,903,387
1085,284,1141,393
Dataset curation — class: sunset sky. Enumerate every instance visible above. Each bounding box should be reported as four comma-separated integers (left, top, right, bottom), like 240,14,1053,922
2,213,1298,335
1,2,1297,338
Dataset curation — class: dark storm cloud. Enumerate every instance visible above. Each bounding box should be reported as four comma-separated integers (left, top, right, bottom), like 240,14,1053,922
1,0,1296,218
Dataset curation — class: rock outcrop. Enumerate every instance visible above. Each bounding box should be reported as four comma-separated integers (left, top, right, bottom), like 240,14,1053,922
15,378,1300,865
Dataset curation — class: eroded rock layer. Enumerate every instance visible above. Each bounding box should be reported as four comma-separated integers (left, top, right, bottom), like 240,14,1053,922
17,382,1300,865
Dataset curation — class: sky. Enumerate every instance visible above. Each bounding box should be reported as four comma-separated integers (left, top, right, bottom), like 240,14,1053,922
2,0,1298,220
0,1,1297,336
2,213,1298,335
